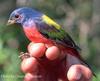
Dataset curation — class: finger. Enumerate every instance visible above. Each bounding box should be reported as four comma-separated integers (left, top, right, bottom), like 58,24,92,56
45,46,60,60
24,73,41,81
67,64,82,81
67,64,92,81
24,73,34,81
28,42,46,58
79,65,92,80
21,57,38,73
24,73,42,81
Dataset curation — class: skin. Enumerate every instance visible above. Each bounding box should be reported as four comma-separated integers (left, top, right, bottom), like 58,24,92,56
21,42,92,81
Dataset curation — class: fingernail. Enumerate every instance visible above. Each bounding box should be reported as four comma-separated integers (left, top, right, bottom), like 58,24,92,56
75,73,82,80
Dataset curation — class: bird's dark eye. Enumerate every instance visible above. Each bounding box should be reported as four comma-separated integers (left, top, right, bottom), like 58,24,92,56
15,14,20,18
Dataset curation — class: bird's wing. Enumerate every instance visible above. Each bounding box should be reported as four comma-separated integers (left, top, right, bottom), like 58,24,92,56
35,15,80,50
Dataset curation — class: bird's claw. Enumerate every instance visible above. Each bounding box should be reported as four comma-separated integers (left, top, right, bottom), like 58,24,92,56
19,52,30,60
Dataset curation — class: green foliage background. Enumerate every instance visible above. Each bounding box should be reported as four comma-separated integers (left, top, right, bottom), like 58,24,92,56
0,0,100,81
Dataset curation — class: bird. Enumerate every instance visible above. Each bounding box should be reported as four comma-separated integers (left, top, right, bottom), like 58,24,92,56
7,7,95,77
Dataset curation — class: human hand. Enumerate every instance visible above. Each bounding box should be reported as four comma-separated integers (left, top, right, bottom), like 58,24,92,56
20,42,92,81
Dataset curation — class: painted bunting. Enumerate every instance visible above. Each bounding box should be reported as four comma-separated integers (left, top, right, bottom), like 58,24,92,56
7,7,95,77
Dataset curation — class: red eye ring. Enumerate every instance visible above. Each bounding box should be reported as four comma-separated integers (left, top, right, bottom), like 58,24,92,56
15,14,20,18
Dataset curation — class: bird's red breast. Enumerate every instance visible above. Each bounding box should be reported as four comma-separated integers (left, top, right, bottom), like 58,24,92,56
23,26,54,45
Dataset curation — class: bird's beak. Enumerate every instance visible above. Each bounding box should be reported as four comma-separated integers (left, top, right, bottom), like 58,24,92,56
7,19,16,25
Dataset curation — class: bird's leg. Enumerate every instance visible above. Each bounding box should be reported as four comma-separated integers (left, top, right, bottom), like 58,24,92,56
19,52,30,60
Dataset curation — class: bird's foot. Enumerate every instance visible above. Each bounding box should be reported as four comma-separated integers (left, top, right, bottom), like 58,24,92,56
19,52,30,60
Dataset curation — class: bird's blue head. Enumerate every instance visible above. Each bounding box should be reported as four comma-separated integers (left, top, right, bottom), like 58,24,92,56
7,7,42,25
